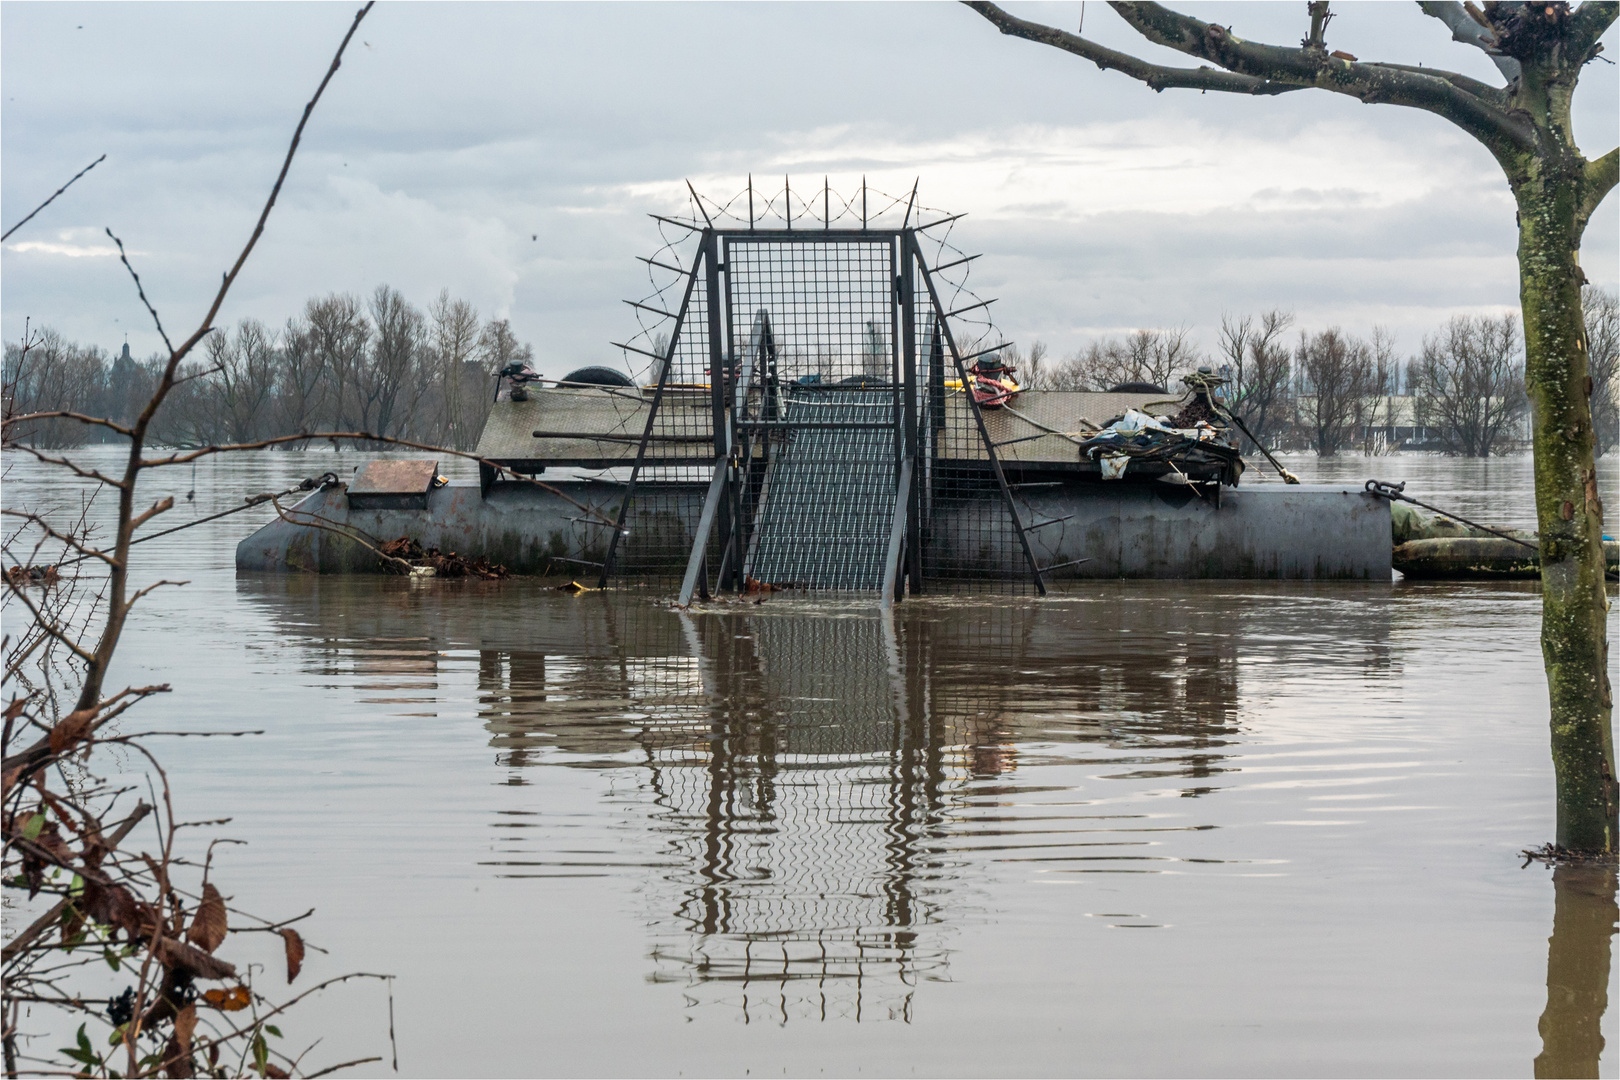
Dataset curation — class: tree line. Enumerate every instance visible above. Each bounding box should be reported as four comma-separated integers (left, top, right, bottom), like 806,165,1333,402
8,285,1617,459
1012,286,1619,458
2,284,533,451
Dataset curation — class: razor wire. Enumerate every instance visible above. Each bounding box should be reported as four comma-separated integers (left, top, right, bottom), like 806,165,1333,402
615,178,1006,386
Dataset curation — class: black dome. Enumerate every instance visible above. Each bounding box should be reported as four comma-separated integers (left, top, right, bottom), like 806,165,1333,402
559,366,634,387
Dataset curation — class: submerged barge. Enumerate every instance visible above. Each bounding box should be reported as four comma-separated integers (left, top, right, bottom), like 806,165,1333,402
236,382,1391,584
237,193,1392,593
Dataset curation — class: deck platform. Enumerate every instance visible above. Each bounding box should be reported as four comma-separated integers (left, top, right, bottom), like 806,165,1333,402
474,387,1181,478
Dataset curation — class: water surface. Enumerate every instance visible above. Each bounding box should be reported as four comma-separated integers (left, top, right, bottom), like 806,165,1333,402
3,448,1616,1077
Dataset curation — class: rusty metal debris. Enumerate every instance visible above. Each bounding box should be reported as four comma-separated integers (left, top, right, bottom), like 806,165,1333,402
378,537,508,579
4,564,60,589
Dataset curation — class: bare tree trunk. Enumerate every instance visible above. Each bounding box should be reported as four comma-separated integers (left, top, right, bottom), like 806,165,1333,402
1516,156,1617,852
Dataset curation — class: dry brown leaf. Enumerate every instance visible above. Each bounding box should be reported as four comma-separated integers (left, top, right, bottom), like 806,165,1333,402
0,761,24,803
156,936,236,981
279,927,305,983
187,883,227,954
173,1002,197,1054
47,707,95,755
3,697,26,724
83,880,145,939
200,985,251,1012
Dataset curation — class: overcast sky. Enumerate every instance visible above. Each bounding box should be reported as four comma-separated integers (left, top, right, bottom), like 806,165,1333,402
3,1,1616,379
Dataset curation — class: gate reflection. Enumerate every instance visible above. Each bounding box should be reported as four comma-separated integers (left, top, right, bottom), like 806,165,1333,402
477,598,1242,1022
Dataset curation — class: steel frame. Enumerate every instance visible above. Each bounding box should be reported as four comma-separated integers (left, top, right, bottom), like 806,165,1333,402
600,226,1045,601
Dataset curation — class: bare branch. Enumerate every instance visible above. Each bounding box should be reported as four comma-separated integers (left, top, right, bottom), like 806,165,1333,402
1357,60,1509,105
0,509,117,567
303,1057,384,1079
1582,146,1618,226
76,1,374,716
1,585,96,665
1568,0,1619,57
165,1,377,377
139,430,619,525
0,409,136,439
1,155,106,243
1416,1,1521,82
3,444,128,488
125,579,190,610
966,1,1299,95
105,229,173,354
1101,1,1536,152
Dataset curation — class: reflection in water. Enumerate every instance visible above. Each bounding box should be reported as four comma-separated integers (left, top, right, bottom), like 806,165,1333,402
474,597,1245,1022
1535,864,1617,1078
241,574,1592,1048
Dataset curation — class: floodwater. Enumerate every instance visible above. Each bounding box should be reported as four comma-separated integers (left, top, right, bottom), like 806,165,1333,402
2,448,1617,1078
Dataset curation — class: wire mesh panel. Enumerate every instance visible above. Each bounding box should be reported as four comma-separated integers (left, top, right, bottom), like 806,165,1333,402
600,241,724,591
912,310,1039,594
745,390,896,588
727,237,900,591
600,180,1045,600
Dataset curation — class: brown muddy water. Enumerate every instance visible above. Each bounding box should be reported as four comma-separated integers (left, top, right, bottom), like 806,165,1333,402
2,448,1617,1078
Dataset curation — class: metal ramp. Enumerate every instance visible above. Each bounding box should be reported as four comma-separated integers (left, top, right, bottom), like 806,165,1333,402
600,179,1047,603
745,388,898,590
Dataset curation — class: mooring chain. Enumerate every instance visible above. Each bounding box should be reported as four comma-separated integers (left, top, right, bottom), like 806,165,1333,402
1363,479,1538,551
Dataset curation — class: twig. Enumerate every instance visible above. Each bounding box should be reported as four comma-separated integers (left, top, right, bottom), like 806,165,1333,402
105,229,173,353
304,1057,385,1079
1,155,105,242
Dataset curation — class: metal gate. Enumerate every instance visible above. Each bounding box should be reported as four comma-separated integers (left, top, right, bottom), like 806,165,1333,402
600,182,1045,603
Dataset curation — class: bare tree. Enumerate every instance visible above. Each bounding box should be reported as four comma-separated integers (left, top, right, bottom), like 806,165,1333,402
1354,327,1398,454
477,317,532,375
1584,286,1619,455
206,319,279,444
1,6,394,1076
1,331,109,448
997,340,1050,387
304,293,371,435
276,314,329,441
967,0,1617,851
1296,327,1371,456
362,286,425,440
1056,326,1200,390
1412,313,1528,456
1219,309,1294,450
427,289,482,450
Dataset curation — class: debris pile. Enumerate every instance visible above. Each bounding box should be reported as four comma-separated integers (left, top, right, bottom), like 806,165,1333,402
4,564,60,589
379,537,509,579
1074,408,1242,484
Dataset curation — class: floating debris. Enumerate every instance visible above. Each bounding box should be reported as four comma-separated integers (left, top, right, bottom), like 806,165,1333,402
4,565,60,589
1521,842,1620,867
378,537,508,579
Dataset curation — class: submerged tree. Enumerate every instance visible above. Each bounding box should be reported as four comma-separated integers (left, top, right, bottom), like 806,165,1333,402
1219,310,1295,452
1586,286,1619,454
969,0,1617,853
1296,327,1373,456
1412,312,1529,455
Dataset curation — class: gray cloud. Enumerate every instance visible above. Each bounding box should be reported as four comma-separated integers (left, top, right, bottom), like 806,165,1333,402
3,2,1614,374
